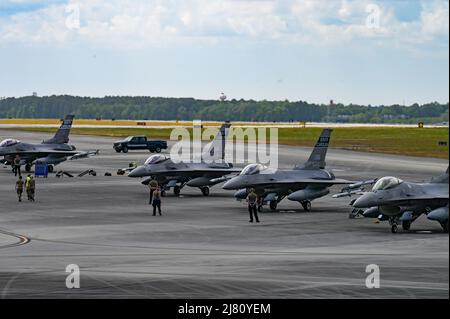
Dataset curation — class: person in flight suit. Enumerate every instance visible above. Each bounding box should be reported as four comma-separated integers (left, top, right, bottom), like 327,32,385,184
13,155,21,177
152,186,162,216
246,189,260,223
15,176,24,202
148,179,159,204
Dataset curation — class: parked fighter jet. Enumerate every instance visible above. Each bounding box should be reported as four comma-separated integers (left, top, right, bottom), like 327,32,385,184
222,128,353,211
351,168,449,233
128,122,240,196
0,115,98,173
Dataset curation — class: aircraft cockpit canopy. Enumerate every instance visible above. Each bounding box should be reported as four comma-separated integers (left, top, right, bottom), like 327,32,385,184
0,139,20,147
372,176,403,191
144,154,168,165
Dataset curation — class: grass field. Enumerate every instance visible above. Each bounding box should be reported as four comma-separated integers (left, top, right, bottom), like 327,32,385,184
1,126,448,159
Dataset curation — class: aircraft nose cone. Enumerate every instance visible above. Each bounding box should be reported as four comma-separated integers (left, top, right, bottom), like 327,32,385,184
223,177,241,190
353,192,378,208
128,165,146,178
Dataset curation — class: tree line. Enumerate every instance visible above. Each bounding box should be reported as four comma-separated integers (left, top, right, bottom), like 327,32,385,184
0,95,448,124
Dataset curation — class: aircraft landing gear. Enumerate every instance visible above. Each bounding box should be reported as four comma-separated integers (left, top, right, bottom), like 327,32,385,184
173,185,181,196
389,217,399,233
402,220,411,231
25,163,32,172
48,165,54,173
440,221,449,233
269,200,278,210
301,200,311,212
200,186,210,196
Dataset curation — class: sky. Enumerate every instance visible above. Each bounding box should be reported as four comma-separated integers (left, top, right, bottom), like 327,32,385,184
0,0,448,105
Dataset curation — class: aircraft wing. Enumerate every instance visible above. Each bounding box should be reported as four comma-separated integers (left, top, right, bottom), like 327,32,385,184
257,178,355,186
1,149,80,157
164,168,241,175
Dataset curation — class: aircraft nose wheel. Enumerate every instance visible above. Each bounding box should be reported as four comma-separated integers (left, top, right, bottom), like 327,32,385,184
440,221,449,233
25,164,32,172
391,224,398,233
269,200,278,210
173,186,181,197
301,200,311,212
200,187,210,196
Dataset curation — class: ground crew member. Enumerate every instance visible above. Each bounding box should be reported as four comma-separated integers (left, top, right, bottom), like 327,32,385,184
15,176,24,202
152,186,162,216
13,155,21,177
25,174,35,202
148,179,159,204
246,189,260,223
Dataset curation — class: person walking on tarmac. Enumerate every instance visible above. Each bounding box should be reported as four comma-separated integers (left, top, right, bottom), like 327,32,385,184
246,189,260,223
25,174,36,202
15,176,24,202
13,155,21,177
148,178,159,204
152,186,162,216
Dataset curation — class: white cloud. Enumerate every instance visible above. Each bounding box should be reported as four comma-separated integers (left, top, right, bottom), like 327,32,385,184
0,0,448,49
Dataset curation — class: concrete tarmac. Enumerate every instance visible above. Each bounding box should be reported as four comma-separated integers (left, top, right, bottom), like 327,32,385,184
0,131,448,298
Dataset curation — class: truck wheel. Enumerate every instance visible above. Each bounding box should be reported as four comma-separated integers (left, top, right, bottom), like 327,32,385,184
149,149,154,153
115,148,121,153
155,147,161,153
122,146,128,153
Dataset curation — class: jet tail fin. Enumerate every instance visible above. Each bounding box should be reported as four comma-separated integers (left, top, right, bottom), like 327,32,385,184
202,121,231,161
430,166,449,184
42,115,74,144
301,128,333,170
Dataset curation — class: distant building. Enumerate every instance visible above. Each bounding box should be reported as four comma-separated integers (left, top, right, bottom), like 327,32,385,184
32,92,38,97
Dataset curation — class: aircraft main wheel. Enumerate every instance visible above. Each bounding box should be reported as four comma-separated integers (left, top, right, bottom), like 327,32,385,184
173,186,181,196
269,201,277,210
122,147,128,153
301,200,311,212
155,147,161,153
440,221,449,233
402,220,411,231
25,164,32,172
115,148,121,153
200,187,210,196
48,165,54,173
391,224,398,233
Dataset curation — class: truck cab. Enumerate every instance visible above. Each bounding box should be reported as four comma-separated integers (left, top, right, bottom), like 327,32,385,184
113,136,167,153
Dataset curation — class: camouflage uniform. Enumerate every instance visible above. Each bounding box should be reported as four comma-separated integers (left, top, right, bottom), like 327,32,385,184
15,178,24,202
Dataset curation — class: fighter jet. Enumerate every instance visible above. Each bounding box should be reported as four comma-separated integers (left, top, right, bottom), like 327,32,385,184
128,122,240,196
0,115,98,173
351,168,449,233
222,128,353,211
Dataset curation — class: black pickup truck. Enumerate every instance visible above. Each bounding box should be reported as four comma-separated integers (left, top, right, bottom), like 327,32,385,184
113,136,167,153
